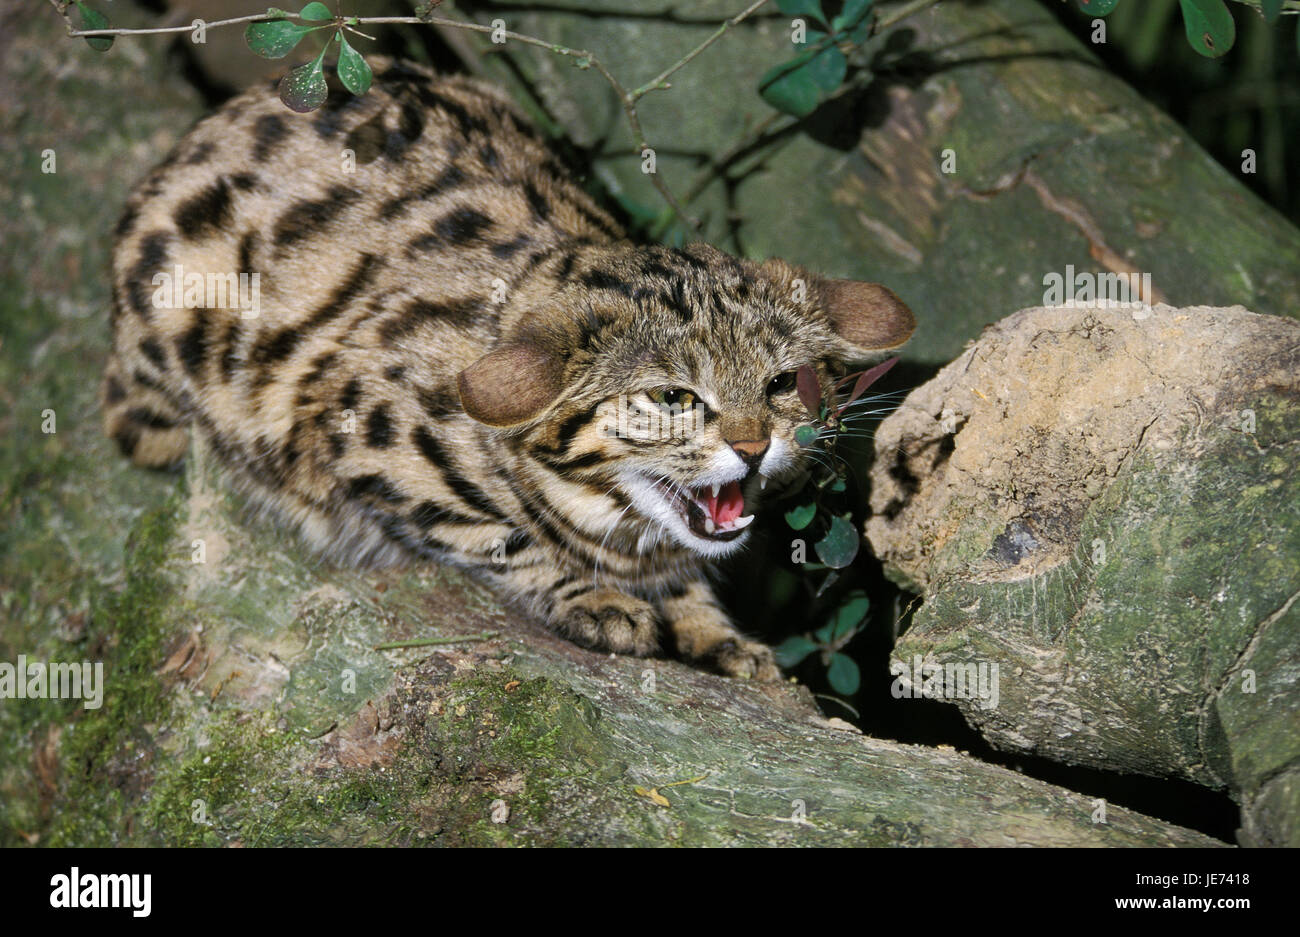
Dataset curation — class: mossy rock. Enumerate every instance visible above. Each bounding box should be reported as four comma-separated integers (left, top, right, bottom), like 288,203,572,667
867,303,1300,846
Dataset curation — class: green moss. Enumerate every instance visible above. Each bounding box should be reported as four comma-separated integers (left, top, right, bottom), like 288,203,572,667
412,672,622,847
34,492,185,846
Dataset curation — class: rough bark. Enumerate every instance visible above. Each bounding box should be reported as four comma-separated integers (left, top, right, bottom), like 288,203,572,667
865,303,1300,846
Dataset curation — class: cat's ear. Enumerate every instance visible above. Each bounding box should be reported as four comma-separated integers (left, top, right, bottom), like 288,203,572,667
817,278,915,353
458,343,565,427
761,258,915,355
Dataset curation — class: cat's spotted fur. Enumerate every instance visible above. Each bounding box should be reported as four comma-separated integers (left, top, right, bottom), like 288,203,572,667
103,59,914,679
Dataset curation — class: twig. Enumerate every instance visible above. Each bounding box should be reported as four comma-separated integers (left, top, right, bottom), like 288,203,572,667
46,0,710,229
373,632,499,650
682,109,792,206
46,0,950,231
813,693,861,719
872,0,944,35
47,0,292,35
631,0,771,100
678,1,949,211
1225,0,1300,13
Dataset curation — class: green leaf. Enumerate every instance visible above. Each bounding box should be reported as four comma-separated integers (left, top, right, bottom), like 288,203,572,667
776,0,825,20
832,0,874,32
245,19,311,58
814,514,859,569
1178,0,1235,58
827,477,846,493
336,34,372,95
1261,0,1283,23
794,424,819,446
828,590,870,641
299,1,334,21
827,653,861,695
76,2,114,52
784,502,817,530
775,636,819,668
1074,0,1120,15
279,48,329,112
805,43,847,92
758,52,822,118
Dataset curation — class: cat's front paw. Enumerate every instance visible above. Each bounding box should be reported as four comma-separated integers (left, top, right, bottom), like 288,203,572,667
705,637,781,682
552,589,660,657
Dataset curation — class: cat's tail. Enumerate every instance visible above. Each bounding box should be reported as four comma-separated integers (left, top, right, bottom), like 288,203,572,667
102,306,191,470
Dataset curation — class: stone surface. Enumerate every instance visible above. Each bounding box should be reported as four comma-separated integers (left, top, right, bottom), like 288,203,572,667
866,303,1300,845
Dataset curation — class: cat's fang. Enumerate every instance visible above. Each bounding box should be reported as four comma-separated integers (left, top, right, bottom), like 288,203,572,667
728,514,755,530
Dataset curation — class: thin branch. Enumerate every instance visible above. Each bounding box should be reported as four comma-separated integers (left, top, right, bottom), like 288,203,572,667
46,0,952,232
48,0,298,36
373,632,499,651
1224,0,1300,13
872,0,945,35
411,15,704,228
631,0,771,100
682,109,791,205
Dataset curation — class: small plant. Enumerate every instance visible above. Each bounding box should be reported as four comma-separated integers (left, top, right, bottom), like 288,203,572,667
775,589,869,694
245,4,374,112
758,0,875,117
1075,0,1300,59
771,356,901,696
785,355,898,563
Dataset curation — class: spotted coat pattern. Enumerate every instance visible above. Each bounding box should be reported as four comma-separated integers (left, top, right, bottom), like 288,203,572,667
103,59,915,679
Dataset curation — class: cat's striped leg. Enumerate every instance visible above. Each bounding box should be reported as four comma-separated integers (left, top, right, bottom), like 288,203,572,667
658,579,780,681
482,551,661,657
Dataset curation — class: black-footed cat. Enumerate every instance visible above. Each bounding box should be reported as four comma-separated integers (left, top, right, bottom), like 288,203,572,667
103,59,915,679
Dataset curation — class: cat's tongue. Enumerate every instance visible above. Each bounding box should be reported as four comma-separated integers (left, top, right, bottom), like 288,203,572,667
704,480,745,526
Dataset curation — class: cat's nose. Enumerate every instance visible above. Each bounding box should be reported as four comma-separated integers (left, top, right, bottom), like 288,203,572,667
728,438,769,465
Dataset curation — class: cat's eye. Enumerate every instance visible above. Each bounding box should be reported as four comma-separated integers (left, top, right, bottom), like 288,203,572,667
767,371,798,396
649,387,697,411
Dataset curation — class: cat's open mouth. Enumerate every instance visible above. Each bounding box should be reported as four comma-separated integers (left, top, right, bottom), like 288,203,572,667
654,478,755,542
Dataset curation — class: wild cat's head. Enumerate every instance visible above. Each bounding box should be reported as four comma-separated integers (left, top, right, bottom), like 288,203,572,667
458,242,914,559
